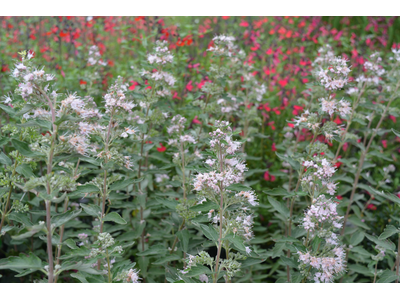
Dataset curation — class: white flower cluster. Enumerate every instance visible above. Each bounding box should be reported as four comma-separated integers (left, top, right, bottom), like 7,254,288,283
147,40,174,65
317,56,351,90
297,193,346,283
87,45,107,66
207,35,237,57
127,268,141,283
217,95,240,114
319,96,352,117
104,77,136,113
356,53,385,85
193,121,258,242
193,124,246,193
11,52,55,99
298,246,346,283
302,158,337,195
312,44,335,67
61,94,103,119
392,48,400,62
301,195,343,231
140,41,176,93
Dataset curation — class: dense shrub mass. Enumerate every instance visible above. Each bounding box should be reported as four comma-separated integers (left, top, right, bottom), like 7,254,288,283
0,16,400,283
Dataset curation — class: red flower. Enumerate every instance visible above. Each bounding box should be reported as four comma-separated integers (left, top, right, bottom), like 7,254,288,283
157,143,166,152
334,116,342,125
266,48,273,55
367,204,377,211
382,140,387,148
186,80,193,91
1,65,10,72
240,21,249,27
129,81,139,91
271,143,277,151
192,116,202,125
264,171,276,182
278,79,288,87
79,79,87,85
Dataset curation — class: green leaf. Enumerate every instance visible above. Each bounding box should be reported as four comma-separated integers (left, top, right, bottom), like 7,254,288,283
49,192,68,204
377,269,398,283
276,152,300,170
348,216,370,230
267,197,289,217
351,246,373,257
80,204,101,217
225,183,252,192
185,265,212,277
176,229,190,252
109,177,144,191
12,224,46,240
280,256,298,269
60,261,103,275
190,201,219,212
271,242,286,258
136,245,168,256
263,188,291,197
225,233,246,252
153,254,181,265
199,224,219,241
365,233,396,251
70,272,89,283
350,230,365,246
348,264,372,276
15,164,36,178
0,152,12,166
17,119,52,130
0,253,42,270
103,212,127,224
64,239,78,250
11,139,41,157
392,128,400,138
51,209,82,228
15,104,35,116
77,184,100,194
379,225,400,240
0,103,16,117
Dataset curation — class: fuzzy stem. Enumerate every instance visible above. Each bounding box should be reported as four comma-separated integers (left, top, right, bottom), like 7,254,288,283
98,110,114,270
213,143,224,283
373,260,378,283
106,249,112,283
45,200,54,283
54,197,69,283
36,85,58,283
